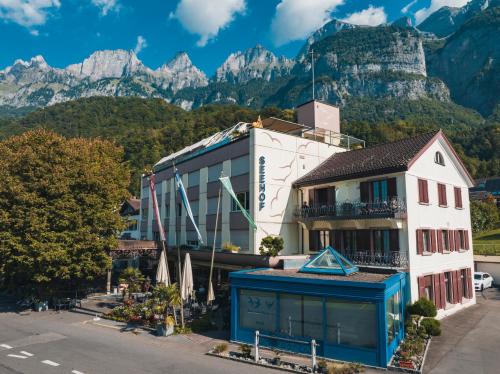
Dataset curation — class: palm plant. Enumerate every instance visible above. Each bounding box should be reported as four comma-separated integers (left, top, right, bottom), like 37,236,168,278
119,267,145,300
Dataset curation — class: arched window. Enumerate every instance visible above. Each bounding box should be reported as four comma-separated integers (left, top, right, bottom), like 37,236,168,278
435,151,445,166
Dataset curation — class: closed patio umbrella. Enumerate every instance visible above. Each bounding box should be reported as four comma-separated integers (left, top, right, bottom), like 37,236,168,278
156,249,170,286
181,253,193,301
207,279,215,304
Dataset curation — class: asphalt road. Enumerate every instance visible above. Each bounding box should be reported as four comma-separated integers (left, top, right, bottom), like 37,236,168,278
0,303,275,374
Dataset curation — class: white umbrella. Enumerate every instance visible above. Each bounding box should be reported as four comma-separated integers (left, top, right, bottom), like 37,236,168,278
156,249,170,286
207,279,215,304
181,253,193,301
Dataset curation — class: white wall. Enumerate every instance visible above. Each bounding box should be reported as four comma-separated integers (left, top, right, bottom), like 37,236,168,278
250,128,345,255
405,137,475,317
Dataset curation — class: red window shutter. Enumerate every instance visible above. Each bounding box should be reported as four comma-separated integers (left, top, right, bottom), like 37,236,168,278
464,230,470,250
430,230,437,253
418,276,426,299
418,179,429,203
439,273,446,307
455,187,463,208
438,184,443,206
457,270,463,301
466,268,473,298
449,230,455,251
450,271,456,304
432,274,441,309
442,185,447,206
453,271,460,304
455,230,461,250
437,230,443,253
418,179,423,202
416,229,423,255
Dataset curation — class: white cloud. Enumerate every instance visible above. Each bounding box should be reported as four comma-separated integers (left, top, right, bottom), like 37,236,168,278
133,35,147,55
170,0,246,47
0,0,60,28
91,0,119,16
401,0,418,14
415,0,470,24
342,5,387,26
270,0,344,47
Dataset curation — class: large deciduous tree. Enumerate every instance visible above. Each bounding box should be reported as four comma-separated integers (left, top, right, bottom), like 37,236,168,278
0,130,130,294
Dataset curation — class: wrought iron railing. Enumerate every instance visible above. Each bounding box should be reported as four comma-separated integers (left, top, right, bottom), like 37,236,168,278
294,198,406,220
337,249,409,268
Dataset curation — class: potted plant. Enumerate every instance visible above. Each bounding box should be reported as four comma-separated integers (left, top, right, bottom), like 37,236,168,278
222,242,240,253
259,236,284,257
156,315,175,336
272,349,282,366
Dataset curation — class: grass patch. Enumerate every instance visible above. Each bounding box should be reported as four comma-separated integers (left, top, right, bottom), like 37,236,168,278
473,228,500,255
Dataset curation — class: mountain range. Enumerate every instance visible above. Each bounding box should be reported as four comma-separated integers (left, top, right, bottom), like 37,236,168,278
0,0,498,116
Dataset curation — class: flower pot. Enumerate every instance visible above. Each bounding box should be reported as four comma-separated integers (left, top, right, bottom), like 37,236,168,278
156,324,174,336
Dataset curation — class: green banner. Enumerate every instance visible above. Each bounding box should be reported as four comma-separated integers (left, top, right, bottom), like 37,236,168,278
219,176,257,231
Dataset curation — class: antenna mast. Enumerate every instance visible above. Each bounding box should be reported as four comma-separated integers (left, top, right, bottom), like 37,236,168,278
310,49,315,100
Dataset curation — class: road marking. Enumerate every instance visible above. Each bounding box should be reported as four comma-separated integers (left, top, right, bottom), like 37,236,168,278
72,371,85,374
0,344,12,349
7,354,27,359
20,351,33,357
41,360,60,366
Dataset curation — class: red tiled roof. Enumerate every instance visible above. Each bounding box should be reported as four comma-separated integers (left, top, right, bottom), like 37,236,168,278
294,130,441,187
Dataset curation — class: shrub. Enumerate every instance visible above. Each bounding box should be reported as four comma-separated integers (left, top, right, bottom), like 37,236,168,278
259,235,284,257
190,314,214,332
222,242,240,252
239,344,252,358
420,318,441,336
213,343,228,354
317,359,328,371
407,298,437,317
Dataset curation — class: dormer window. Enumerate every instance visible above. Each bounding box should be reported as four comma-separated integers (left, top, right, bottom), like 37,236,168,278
435,152,445,166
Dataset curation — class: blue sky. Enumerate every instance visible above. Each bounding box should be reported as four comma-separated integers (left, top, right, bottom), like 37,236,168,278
0,0,470,76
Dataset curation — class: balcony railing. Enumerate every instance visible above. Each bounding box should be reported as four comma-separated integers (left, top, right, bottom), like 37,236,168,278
294,198,406,221
336,249,409,268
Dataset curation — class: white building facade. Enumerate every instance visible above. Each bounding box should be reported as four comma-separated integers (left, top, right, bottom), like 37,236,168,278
140,101,475,317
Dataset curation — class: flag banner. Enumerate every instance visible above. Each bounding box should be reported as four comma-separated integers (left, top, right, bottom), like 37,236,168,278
149,174,166,242
175,170,204,245
219,176,257,230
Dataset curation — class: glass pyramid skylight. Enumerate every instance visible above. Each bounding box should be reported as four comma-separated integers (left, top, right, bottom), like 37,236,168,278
299,246,359,276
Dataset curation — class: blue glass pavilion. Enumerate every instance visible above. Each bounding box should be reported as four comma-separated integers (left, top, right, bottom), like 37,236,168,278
230,247,407,368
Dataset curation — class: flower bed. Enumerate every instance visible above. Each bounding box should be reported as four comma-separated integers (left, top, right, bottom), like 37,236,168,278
208,345,364,374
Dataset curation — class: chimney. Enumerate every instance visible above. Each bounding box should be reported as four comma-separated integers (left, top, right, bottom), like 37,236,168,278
296,100,340,134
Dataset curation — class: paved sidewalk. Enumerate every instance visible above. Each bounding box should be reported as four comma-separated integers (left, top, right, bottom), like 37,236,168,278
423,287,500,374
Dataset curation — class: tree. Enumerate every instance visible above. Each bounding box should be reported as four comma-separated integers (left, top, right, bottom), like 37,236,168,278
259,236,284,257
0,130,130,295
119,267,145,299
470,197,500,233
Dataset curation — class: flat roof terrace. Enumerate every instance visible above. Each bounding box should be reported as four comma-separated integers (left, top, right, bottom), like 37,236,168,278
249,268,392,283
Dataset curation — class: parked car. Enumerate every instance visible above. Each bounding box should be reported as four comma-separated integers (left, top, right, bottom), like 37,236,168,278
474,272,494,291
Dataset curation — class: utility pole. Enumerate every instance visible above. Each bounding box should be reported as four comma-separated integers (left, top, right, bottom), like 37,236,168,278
310,49,315,100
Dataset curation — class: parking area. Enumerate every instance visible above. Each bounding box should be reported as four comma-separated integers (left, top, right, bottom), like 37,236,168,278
423,287,500,374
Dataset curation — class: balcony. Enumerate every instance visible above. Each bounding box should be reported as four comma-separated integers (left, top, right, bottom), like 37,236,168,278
295,198,407,222
336,249,409,269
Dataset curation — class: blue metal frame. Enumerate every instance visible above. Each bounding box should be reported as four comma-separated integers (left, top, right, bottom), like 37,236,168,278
299,246,359,275
230,268,407,368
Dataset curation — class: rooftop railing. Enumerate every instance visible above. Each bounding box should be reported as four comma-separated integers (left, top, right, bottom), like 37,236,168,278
294,198,406,221
339,249,409,268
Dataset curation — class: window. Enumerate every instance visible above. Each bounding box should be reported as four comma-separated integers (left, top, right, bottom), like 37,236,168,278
279,294,323,339
418,179,429,204
437,183,447,207
188,170,200,187
422,230,431,253
360,178,397,203
208,163,223,182
423,275,433,301
177,203,182,216
387,291,401,345
239,289,276,332
309,230,330,252
231,155,250,177
230,230,249,251
207,197,219,215
231,191,249,212
445,272,453,305
165,204,170,218
454,187,463,208
190,200,199,216
342,231,357,251
441,230,449,251
326,299,377,348
460,269,467,300
435,152,445,166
